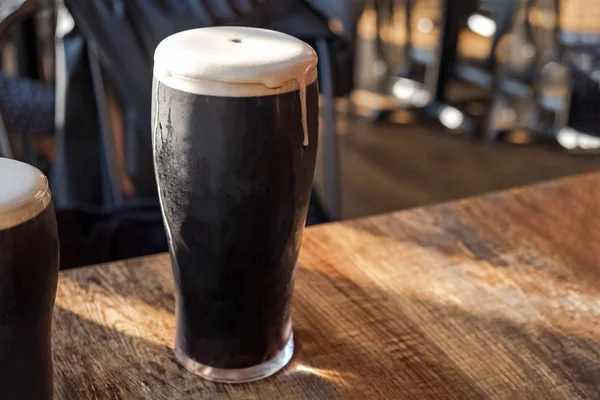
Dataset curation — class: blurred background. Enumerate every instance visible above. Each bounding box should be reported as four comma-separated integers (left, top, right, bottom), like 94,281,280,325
2,0,600,268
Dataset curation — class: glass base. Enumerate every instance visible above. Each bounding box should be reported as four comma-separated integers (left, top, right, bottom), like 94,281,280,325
174,334,294,383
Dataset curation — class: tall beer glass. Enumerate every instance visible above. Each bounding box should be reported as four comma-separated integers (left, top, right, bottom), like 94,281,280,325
152,27,319,382
0,158,59,399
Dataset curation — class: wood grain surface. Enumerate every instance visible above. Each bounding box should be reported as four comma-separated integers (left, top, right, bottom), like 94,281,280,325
53,173,600,399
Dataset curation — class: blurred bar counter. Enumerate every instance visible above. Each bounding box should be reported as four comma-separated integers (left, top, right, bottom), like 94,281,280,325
317,111,600,219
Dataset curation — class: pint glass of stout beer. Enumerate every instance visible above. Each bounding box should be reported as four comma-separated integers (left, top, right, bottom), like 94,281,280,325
0,158,59,399
152,27,318,382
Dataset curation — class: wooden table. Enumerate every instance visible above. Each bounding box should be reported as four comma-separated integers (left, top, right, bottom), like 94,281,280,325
53,173,600,399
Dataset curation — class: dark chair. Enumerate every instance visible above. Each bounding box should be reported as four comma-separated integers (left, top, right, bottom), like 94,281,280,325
0,0,54,160
0,74,54,166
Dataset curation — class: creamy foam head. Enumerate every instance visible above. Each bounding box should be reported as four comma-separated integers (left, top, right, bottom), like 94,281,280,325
153,27,318,97
0,158,51,230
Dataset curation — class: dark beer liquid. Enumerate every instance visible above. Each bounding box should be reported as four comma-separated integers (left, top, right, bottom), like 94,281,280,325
154,81,318,369
0,204,59,399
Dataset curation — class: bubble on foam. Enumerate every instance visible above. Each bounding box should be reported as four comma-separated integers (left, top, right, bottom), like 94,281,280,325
0,158,51,230
153,27,318,148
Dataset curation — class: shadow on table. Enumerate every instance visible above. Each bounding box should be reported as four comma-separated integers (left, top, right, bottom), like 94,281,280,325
292,267,600,399
52,306,339,400
344,198,600,291
344,180,600,279
344,202,512,265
